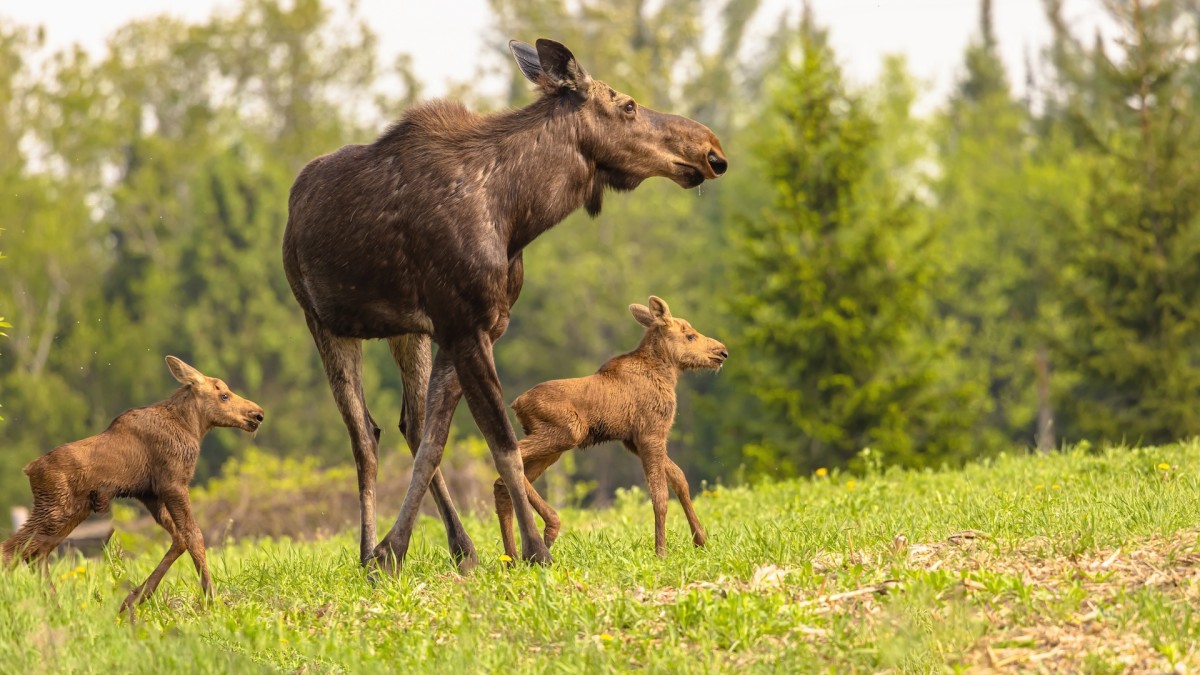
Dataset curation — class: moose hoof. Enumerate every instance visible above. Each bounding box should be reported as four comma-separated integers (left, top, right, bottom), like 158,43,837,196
454,550,480,574
367,541,408,577
449,536,479,574
523,543,553,565
693,533,708,548
118,589,143,614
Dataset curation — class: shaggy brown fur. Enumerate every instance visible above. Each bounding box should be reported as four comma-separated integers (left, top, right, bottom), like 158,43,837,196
282,38,727,571
1,356,264,612
494,297,728,558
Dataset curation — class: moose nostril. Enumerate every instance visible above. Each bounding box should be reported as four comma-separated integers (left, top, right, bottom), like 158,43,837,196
719,349,729,359
254,413,264,422
707,151,728,176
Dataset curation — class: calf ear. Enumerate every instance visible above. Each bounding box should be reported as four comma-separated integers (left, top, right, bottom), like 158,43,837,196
165,355,206,386
509,40,542,84
535,39,591,98
648,296,673,323
630,304,656,327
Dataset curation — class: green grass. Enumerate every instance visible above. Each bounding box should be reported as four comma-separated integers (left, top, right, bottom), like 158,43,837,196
4,442,1200,672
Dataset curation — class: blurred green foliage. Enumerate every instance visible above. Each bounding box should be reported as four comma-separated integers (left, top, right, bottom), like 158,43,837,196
3,0,1200,523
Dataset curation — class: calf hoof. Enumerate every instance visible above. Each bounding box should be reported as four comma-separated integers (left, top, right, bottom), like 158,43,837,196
543,528,560,549
693,532,708,548
118,587,145,614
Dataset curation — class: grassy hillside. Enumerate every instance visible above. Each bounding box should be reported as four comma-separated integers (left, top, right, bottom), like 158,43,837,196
3,442,1200,672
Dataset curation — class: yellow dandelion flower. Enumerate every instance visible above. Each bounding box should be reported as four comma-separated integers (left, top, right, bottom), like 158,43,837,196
815,467,828,477
499,554,513,563
845,480,857,491
75,565,86,574
1052,483,1061,490
599,633,614,642
1157,462,1171,471
1034,484,1044,491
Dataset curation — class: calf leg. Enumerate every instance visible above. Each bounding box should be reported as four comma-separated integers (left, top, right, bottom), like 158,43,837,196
494,438,566,560
120,496,185,611
307,315,380,565
634,440,671,557
26,507,91,563
3,475,83,564
2,521,37,565
389,334,477,571
161,491,212,600
664,459,707,547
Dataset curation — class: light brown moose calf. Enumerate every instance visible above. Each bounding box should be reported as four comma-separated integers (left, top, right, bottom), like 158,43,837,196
1,356,264,611
494,296,728,558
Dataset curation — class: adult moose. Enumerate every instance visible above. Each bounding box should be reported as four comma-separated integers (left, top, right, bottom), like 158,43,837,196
283,39,727,571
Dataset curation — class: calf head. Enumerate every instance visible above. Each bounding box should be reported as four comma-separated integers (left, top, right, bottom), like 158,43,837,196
630,296,728,371
165,355,265,432
510,39,727,213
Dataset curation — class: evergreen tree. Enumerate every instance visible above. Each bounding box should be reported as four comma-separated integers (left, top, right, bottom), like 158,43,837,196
725,10,967,474
1045,0,1200,442
933,0,1079,453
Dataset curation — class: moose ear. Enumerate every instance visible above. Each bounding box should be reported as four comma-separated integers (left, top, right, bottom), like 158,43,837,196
647,296,673,323
629,304,656,327
165,355,205,386
509,40,542,84
535,38,591,98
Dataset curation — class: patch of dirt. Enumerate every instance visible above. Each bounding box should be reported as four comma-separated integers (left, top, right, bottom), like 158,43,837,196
620,529,1200,671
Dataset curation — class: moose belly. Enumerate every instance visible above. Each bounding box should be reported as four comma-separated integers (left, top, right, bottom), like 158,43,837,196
307,278,434,339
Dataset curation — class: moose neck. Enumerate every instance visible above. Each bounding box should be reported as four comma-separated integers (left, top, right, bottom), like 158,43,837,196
162,387,209,442
631,334,681,386
482,97,599,256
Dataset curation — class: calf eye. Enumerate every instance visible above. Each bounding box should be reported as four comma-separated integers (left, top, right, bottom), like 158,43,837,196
220,393,230,401
623,101,636,114
687,334,697,342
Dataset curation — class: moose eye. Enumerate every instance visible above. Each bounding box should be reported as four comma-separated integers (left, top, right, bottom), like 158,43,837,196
687,334,697,342
220,393,230,401
623,101,636,114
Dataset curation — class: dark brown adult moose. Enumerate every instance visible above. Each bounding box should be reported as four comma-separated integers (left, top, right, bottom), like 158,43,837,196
494,296,727,559
283,38,727,571
1,356,264,612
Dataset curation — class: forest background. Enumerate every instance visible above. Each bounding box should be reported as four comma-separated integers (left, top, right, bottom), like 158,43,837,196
2,0,1198,531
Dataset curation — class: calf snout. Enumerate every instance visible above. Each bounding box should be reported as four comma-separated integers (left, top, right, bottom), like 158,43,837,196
245,406,265,431
707,150,728,176
711,342,729,366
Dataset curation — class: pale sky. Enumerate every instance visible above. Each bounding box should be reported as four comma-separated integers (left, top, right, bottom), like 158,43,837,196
3,1,1105,108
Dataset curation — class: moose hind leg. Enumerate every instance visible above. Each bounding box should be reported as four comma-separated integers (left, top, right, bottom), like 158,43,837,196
452,332,551,564
389,334,478,571
494,439,565,560
308,315,380,565
373,348,463,573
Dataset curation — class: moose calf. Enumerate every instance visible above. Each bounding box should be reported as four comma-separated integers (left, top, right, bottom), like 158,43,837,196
1,356,264,611
494,296,728,558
